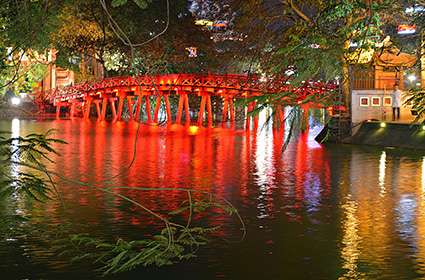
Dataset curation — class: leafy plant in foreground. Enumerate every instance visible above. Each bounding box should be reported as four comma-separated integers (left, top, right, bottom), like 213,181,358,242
0,130,245,275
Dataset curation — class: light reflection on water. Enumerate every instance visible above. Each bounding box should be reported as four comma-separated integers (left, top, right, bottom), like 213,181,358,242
379,151,386,197
339,195,362,280
1,119,425,279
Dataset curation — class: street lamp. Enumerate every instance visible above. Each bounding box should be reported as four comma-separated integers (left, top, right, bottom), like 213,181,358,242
407,74,417,83
10,97,21,106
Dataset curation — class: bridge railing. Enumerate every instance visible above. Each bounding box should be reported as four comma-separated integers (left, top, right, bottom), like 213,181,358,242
43,74,338,105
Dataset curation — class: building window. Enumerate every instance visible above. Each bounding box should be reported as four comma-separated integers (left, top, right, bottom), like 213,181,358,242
360,97,370,107
371,97,381,106
383,96,392,107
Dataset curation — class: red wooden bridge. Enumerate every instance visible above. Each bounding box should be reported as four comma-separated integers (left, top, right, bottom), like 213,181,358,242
43,73,337,128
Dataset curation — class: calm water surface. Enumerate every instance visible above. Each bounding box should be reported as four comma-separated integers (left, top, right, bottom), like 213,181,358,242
1,118,425,280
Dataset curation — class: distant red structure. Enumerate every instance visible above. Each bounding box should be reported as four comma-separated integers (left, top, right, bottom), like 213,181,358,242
42,73,337,128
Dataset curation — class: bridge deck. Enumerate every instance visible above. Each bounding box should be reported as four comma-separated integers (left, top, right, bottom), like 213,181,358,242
40,73,337,128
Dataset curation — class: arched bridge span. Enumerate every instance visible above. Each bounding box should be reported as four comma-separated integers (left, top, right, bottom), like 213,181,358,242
43,73,337,128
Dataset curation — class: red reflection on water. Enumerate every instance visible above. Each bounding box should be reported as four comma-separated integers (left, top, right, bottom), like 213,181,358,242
45,121,332,235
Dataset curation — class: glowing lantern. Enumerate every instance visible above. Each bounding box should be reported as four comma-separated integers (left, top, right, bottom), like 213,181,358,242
188,125,199,135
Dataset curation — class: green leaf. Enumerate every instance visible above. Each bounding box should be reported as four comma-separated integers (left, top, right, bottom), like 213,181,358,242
111,0,128,7
132,0,150,9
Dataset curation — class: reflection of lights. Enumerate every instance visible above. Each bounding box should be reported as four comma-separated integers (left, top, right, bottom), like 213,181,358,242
339,196,363,280
188,125,199,135
11,97,21,106
396,195,417,242
11,118,20,178
379,151,386,196
422,156,425,192
407,74,417,82
307,126,323,149
11,118,20,137
19,92,27,98
380,122,386,128
255,108,275,186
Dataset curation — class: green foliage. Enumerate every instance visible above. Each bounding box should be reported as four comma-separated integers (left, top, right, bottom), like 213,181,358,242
0,59,48,93
112,0,152,9
56,189,242,275
0,129,66,202
405,88,425,123
236,0,405,87
0,129,67,164
0,172,51,202
66,225,215,274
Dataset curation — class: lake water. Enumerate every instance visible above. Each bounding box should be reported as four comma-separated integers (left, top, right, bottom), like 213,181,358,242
1,118,425,280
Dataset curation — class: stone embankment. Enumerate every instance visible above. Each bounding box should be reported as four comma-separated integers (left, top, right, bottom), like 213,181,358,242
0,105,54,120
344,121,425,150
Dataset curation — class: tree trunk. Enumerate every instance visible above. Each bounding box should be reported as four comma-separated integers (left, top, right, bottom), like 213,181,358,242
341,15,353,121
421,30,425,89
341,56,351,118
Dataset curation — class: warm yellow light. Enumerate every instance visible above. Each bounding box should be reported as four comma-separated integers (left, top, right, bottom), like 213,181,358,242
188,125,199,135
407,74,417,82
194,19,213,26
422,125,425,131
380,122,386,128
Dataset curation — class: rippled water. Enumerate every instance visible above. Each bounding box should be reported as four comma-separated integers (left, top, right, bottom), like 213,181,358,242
1,118,425,280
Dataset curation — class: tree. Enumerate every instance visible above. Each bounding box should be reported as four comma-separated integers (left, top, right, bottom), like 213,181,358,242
231,0,406,116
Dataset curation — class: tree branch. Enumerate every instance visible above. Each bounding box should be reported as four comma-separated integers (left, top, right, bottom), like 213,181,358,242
283,0,313,25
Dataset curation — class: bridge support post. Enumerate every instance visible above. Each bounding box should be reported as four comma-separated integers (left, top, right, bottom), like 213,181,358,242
302,104,310,131
229,98,235,123
84,98,92,120
116,96,125,121
55,103,62,120
222,97,235,127
164,95,172,123
198,95,206,126
110,97,118,122
246,102,253,130
206,95,213,127
176,94,184,124
100,97,108,121
126,96,134,121
176,93,190,124
94,100,102,120
70,102,76,119
152,94,172,124
154,96,161,123
184,94,191,125
145,96,152,123
134,96,142,121
222,98,228,123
